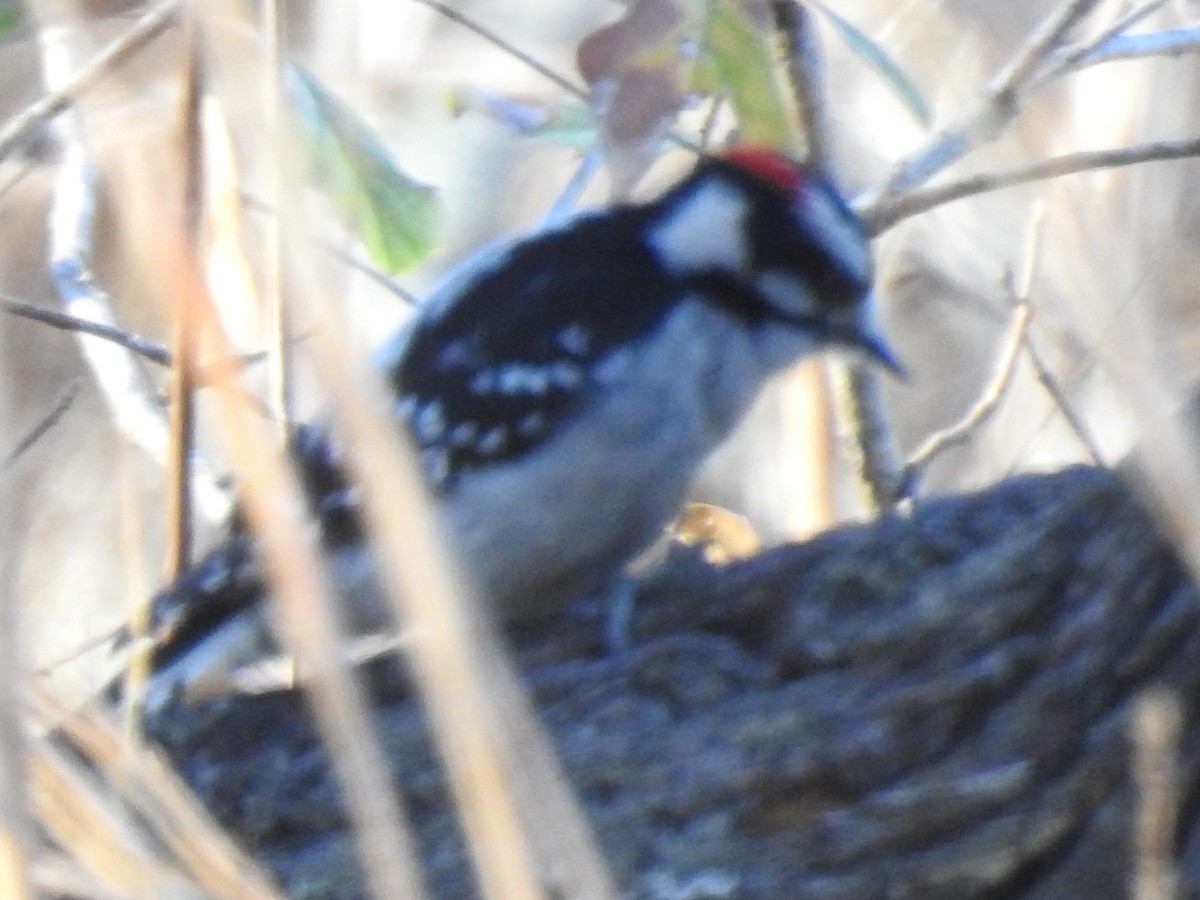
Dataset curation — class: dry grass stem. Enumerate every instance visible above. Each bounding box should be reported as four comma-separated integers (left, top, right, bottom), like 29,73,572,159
33,689,284,900
29,737,202,900
177,10,429,896
1131,688,1182,900
304,274,555,900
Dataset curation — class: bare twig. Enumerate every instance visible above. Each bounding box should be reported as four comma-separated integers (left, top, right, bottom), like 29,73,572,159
865,135,1200,232
3,379,79,468
866,0,1105,203
408,0,588,101
0,295,170,364
1063,24,1200,68
0,0,178,166
1047,0,1173,75
903,206,1045,487
904,301,1032,485
1022,334,1104,463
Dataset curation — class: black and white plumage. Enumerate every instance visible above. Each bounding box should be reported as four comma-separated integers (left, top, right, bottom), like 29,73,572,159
134,147,898,705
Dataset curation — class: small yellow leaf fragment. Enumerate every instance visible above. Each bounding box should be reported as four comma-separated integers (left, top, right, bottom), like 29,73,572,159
672,503,761,565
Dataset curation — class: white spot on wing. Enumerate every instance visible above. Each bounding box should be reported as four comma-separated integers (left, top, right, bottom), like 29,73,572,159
649,179,750,276
395,394,418,421
478,427,508,455
414,400,446,442
421,447,451,485
557,323,592,356
448,422,479,447
754,270,816,318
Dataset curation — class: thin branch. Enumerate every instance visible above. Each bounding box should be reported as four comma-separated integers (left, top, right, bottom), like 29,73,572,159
865,135,1200,232
3,380,79,468
37,10,230,526
865,0,1106,202
773,0,833,170
0,0,178,166
0,294,171,364
408,0,588,101
988,0,1103,92
903,301,1031,486
1046,0,1173,75
1061,24,1200,68
1022,333,1104,463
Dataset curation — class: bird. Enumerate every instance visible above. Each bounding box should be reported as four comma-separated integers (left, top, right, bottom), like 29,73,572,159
131,146,900,708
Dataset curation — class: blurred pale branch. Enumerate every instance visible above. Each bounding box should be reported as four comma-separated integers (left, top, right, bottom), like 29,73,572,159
1023,330,1104,464
861,3,1200,231
1064,24,1200,68
37,5,230,526
0,0,177,165
903,302,1031,489
3,379,78,468
867,0,1105,202
864,135,1200,232
1042,0,1170,76
773,1,833,171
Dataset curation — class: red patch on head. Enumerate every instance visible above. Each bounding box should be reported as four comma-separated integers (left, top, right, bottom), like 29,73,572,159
719,146,806,194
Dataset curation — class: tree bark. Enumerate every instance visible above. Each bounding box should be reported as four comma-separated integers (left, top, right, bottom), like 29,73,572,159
145,465,1200,899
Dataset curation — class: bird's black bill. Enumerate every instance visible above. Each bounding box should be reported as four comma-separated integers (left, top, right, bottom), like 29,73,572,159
855,330,905,379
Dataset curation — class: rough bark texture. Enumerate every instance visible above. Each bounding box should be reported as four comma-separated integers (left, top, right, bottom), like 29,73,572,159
144,465,1200,898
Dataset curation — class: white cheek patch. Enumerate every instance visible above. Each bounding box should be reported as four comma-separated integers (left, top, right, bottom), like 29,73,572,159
800,187,872,285
649,179,751,277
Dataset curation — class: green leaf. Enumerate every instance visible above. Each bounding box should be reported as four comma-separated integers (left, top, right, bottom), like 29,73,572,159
810,1,930,127
287,66,440,275
703,0,800,152
0,9,20,37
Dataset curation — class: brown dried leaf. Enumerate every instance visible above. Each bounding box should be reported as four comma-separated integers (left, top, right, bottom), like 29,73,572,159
672,502,761,565
576,0,689,85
